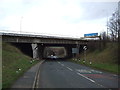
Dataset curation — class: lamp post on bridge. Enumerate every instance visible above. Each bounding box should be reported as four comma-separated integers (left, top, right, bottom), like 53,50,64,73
20,16,23,33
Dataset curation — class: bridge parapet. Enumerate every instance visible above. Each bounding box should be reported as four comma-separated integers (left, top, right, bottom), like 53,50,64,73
1,33,88,44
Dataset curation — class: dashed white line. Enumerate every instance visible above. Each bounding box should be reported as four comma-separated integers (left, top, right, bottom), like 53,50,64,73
113,74,117,76
77,72,95,83
58,62,60,64
57,62,65,67
77,72,106,88
58,62,73,71
66,67,73,71
61,64,64,66
58,62,106,88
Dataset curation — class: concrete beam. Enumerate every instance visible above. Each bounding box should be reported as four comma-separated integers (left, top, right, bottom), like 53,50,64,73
2,35,88,45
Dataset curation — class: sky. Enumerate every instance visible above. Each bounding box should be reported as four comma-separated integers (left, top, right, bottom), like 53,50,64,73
0,0,119,38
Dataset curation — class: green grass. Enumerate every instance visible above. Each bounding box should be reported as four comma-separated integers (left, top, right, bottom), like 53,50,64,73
71,59,119,74
2,42,39,88
70,42,119,74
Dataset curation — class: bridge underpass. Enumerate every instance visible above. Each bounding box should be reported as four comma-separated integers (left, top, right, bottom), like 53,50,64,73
32,43,87,60
43,46,67,59
2,33,119,88
2,33,88,60
11,42,86,60
37,44,75,59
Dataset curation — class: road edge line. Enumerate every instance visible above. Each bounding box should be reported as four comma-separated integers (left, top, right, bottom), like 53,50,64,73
32,60,44,89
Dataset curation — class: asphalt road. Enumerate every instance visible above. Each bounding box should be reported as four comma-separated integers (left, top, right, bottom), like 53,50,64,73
38,60,119,88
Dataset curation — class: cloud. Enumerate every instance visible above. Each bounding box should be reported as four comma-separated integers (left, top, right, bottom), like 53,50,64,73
79,2,118,20
0,0,118,38
20,0,83,33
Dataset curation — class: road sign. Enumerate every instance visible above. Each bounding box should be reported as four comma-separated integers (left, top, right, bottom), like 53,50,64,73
72,48,79,54
84,33,98,37
83,46,87,50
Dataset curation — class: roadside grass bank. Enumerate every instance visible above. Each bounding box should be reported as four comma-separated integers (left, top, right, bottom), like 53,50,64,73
70,59,119,74
70,43,119,74
2,42,39,88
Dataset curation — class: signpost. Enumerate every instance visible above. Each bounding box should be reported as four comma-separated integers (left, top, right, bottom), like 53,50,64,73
84,33,98,38
83,46,87,62
72,48,79,54
72,48,79,59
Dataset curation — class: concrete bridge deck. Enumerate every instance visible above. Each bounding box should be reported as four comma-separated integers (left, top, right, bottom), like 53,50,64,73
1,32,88,44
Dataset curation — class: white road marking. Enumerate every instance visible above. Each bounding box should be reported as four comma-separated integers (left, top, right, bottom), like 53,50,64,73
32,60,44,89
97,83,104,87
57,62,65,67
76,69,91,73
58,62,60,64
66,67,73,71
113,74,117,76
90,70,102,74
36,71,40,88
77,72,95,83
58,62,73,71
61,64,64,66
76,69,103,74
77,72,106,88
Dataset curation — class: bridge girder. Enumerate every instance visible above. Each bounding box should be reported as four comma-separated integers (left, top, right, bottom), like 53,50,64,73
2,35,88,45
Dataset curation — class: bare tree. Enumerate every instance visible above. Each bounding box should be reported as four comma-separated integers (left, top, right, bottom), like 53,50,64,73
100,31,107,40
107,6,120,42
118,1,120,43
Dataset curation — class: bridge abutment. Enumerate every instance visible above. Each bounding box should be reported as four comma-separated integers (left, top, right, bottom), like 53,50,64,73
12,43,33,58
64,46,73,59
31,44,39,59
37,44,44,60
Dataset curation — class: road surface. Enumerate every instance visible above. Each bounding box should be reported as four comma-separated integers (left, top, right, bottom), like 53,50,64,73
37,60,119,88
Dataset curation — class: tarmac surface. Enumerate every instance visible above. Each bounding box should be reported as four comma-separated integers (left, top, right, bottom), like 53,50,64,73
11,60,119,89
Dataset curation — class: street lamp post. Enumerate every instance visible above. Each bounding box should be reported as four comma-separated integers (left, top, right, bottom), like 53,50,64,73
20,16,23,33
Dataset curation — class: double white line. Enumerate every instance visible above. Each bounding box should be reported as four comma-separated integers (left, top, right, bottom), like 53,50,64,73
32,60,44,89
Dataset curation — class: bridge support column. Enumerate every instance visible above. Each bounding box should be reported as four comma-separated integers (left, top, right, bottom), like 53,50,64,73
37,44,44,60
76,44,80,58
65,46,73,59
31,44,39,59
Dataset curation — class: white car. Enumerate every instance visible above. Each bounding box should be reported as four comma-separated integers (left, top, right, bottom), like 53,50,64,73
50,55,57,59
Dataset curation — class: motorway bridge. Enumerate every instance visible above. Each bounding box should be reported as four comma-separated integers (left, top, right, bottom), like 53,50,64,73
1,32,88,59
1,32,119,89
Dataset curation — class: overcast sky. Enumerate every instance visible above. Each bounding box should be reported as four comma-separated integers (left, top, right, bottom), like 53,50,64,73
0,0,119,38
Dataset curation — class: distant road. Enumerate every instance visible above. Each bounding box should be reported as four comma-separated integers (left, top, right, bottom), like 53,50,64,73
38,60,119,88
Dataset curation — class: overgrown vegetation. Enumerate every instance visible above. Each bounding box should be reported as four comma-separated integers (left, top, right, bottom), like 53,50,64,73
71,42,119,74
2,42,39,88
74,3,120,74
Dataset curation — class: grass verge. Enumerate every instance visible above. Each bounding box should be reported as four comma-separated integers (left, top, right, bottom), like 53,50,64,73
70,43,119,74
2,42,39,88
70,59,119,74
